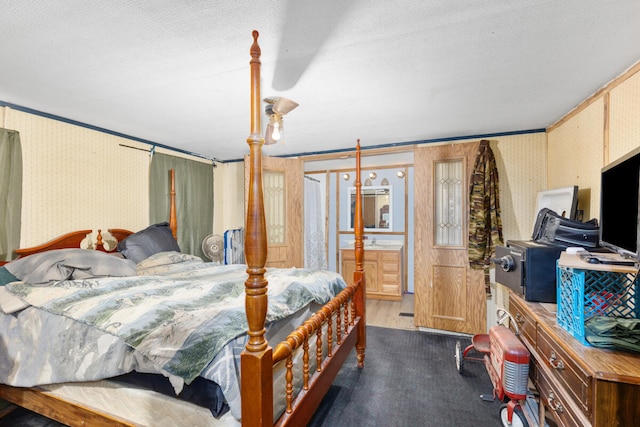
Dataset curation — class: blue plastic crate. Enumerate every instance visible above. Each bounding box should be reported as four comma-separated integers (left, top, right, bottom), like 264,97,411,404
556,263,638,346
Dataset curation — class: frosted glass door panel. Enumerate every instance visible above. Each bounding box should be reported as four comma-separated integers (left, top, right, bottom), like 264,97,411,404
264,170,285,244
434,160,462,246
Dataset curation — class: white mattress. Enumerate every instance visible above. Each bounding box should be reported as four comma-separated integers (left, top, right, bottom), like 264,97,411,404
42,380,239,426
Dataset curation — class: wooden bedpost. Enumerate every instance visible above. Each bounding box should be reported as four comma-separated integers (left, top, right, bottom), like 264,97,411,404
169,169,177,239
241,30,273,426
353,141,366,368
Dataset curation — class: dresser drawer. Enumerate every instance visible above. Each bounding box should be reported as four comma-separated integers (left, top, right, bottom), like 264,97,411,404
380,282,400,295
536,326,591,418
340,249,376,262
537,360,591,427
381,273,399,283
508,293,536,347
379,253,399,272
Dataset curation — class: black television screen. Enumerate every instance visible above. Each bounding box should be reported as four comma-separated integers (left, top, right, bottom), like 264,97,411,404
599,145,640,259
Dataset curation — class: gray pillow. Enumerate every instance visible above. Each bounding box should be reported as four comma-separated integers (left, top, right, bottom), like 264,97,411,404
5,249,137,284
117,222,180,263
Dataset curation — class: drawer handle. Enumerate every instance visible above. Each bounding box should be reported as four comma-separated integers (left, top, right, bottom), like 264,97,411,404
549,351,565,370
515,313,525,324
548,391,564,414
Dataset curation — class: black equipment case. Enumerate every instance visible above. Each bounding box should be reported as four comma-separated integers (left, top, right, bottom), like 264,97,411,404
531,208,599,248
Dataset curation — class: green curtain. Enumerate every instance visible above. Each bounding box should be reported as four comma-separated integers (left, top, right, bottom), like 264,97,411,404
0,128,23,261
149,153,214,260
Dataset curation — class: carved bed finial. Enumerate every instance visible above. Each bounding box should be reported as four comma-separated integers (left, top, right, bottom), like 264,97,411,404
96,229,104,250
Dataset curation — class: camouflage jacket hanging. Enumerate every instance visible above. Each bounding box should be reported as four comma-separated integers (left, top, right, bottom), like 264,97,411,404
468,140,503,268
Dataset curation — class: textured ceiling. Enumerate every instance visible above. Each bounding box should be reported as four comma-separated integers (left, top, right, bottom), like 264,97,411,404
1,1,639,161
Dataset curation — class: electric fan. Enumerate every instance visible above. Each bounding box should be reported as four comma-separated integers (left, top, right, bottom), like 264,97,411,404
201,234,224,265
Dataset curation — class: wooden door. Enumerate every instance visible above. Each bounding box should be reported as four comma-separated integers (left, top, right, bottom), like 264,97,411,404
414,142,486,334
244,153,304,268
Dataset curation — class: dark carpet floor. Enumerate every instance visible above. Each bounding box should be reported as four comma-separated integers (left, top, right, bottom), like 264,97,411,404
308,326,502,426
1,326,502,426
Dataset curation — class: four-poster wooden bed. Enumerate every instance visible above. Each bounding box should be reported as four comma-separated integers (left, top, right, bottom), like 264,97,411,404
0,31,366,426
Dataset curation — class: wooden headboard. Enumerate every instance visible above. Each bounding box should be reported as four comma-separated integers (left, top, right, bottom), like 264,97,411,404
12,229,133,258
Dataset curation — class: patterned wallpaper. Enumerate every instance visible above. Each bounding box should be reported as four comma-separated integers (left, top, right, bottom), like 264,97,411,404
492,133,547,241
548,64,640,221
548,99,604,220
4,108,151,247
213,162,245,234
610,70,640,162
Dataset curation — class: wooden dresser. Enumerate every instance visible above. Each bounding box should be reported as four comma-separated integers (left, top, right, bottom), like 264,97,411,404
509,290,640,426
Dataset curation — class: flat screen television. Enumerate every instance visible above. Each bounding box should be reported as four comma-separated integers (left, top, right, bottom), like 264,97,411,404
599,145,640,260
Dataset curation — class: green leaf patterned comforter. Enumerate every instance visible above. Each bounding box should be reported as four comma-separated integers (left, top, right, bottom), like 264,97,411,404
1,252,346,395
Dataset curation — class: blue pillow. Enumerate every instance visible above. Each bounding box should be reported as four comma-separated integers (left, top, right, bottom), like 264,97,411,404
117,222,180,263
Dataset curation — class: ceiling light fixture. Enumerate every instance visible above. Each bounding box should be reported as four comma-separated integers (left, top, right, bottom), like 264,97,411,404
264,96,299,145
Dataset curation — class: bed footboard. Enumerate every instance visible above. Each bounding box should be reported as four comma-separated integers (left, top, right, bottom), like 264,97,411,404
271,274,365,427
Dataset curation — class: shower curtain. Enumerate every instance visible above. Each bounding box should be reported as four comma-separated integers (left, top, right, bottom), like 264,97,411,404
304,176,327,269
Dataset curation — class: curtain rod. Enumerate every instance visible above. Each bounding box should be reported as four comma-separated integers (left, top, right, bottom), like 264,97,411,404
119,143,216,167
304,175,320,183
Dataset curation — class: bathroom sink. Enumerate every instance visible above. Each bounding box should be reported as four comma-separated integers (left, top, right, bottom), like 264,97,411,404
342,240,403,250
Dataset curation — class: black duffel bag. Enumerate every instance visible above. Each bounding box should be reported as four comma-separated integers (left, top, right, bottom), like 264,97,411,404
532,207,599,248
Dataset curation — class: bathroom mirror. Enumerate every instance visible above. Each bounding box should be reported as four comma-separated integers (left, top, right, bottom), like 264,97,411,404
349,186,392,231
